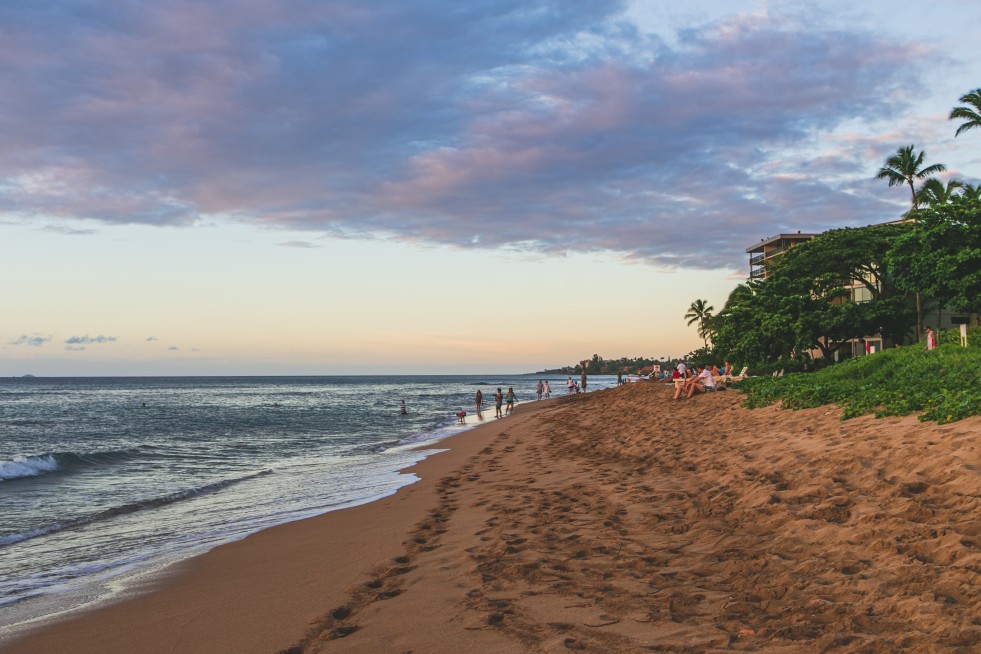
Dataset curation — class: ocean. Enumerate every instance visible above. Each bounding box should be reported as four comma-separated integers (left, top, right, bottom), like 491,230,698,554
0,374,612,636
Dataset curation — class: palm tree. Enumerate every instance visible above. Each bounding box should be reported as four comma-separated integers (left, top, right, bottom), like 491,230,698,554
685,299,714,348
960,183,981,201
876,145,947,210
876,146,946,343
915,177,963,207
950,88,981,137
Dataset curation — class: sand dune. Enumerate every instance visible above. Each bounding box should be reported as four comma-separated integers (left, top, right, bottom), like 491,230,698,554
7,382,980,653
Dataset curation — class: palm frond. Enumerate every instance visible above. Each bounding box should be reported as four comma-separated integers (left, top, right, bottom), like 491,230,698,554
916,177,964,207
950,88,981,137
961,183,981,201
877,145,947,209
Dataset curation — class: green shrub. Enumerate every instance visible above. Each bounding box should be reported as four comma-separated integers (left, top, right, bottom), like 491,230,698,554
939,324,981,347
738,336,981,424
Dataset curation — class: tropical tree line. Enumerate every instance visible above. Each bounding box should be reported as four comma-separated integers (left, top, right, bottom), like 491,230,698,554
537,353,680,375
684,87,981,369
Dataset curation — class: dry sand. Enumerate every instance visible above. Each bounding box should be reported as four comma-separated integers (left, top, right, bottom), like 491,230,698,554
5,382,981,653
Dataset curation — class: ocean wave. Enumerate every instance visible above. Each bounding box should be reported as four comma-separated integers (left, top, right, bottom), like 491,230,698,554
0,455,59,481
0,448,148,482
349,440,403,455
0,470,273,547
0,525,62,546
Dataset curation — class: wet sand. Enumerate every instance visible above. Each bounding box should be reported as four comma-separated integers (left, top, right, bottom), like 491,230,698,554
5,382,981,653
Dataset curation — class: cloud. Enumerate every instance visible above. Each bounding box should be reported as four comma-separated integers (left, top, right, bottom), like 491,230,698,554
64,335,118,344
278,240,319,249
146,336,158,341
0,1,949,270
64,345,86,351
41,225,97,236
168,346,179,351
8,334,52,347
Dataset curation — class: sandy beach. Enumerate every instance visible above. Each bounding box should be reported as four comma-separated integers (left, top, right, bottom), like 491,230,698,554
5,382,981,653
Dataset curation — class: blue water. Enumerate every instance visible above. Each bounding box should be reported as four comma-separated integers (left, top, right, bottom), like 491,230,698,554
0,374,611,634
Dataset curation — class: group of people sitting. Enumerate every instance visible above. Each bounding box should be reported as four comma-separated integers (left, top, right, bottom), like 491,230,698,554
670,360,732,400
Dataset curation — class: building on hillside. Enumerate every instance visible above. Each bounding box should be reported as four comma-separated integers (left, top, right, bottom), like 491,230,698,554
745,232,817,280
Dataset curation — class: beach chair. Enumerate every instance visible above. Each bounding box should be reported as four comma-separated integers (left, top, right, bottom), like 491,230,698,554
727,366,748,382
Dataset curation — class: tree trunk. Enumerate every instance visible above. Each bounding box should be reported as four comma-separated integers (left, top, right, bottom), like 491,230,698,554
916,292,923,342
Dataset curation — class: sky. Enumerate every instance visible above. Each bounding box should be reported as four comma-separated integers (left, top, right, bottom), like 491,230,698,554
2,0,980,375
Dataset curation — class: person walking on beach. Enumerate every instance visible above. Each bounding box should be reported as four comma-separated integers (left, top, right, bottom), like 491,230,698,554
505,387,516,415
543,380,551,399
581,369,587,393
494,388,504,418
536,380,544,401
566,377,574,394
475,389,483,414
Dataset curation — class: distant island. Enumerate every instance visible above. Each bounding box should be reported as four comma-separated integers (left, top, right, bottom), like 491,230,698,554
536,354,678,375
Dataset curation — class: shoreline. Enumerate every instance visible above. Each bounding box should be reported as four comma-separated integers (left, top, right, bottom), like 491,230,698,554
0,395,566,653
5,383,980,652
0,379,585,637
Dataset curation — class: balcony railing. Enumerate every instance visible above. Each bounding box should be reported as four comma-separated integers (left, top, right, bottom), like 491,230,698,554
750,268,766,279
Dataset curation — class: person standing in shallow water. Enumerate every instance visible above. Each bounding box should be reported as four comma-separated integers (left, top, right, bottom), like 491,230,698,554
475,389,483,414
580,369,587,393
505,387,516,415
494,388,504,418
543,380,550,399
536,380,544,400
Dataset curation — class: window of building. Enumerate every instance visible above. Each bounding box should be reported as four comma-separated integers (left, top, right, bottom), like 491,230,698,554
852,286,874,303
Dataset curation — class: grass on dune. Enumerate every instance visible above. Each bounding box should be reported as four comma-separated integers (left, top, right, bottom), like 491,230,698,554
738,336,981,424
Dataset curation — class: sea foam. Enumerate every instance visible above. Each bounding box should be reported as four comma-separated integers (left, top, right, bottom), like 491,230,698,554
0,455,58,481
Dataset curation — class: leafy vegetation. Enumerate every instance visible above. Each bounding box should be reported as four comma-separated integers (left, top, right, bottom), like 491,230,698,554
738,327,981,424
886,196,981,316
707,223,918,366
693,86,981,365
682,87,981,424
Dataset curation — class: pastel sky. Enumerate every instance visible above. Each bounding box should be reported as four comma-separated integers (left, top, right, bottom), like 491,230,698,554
2,0,980,375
